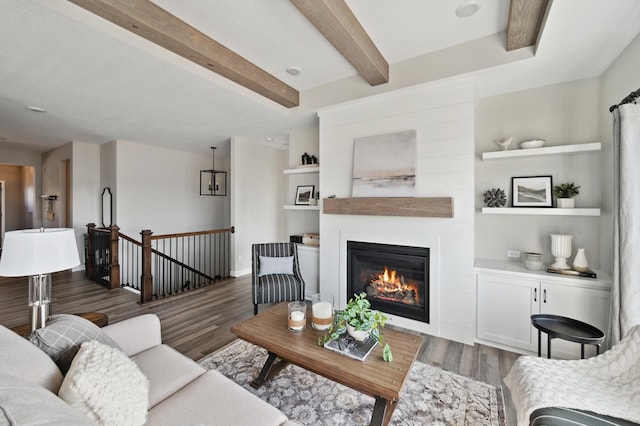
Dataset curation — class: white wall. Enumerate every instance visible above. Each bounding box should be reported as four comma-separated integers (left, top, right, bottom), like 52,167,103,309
42,142,72,229
71,141,100,264
41,141,101,269
230,136,287,277
318,78,476,345
475,78,604,268
113,140,230,237
599,32,640,274
100,141,117,226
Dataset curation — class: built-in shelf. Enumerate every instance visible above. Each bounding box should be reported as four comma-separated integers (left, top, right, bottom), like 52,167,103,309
481,142,601,160
283,166,320,175
482,207,601,216
283,205,320,211
323,197,453,218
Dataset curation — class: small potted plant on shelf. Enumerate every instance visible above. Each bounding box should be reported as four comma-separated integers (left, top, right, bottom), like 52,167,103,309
318,292,393,362
553,182,580,208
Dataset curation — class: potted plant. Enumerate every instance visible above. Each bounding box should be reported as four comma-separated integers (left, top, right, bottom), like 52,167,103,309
553,182,580,208
318,292,393,362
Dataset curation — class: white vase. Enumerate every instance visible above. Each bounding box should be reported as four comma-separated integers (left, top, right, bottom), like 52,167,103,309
346,323,369,342
556,198,575,208
573,248,589,272
550,234,573,269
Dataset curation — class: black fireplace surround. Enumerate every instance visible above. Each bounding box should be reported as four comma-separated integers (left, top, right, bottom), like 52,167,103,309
347,240,429,323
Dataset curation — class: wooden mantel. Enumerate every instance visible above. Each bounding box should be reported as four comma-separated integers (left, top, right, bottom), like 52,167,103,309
322,197,453,218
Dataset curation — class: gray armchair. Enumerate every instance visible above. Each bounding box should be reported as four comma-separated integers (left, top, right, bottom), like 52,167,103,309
251,242,305,315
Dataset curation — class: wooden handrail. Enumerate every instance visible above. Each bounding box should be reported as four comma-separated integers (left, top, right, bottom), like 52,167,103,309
151,226,234,240
119,232,142,246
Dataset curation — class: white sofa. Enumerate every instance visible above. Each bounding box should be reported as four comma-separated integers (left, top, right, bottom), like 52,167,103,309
0,314,298,425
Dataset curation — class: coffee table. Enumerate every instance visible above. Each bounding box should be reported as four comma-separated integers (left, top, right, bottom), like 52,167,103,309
231,302,421,426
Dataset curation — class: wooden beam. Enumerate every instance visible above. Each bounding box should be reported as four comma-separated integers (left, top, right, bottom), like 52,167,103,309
506,0,549,51
323,197,453,218
289,0,389,86
67,0,299,108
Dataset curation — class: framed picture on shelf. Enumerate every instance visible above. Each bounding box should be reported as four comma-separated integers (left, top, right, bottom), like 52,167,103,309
295,185,315,205
511,176,553,207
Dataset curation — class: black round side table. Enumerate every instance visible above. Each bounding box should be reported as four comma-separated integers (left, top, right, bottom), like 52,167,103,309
531,314,605,359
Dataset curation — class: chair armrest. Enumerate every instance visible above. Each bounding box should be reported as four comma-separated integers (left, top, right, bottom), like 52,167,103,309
102,314,162,356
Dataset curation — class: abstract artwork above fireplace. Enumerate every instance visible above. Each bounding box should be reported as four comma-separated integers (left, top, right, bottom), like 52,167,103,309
347,240,429,323
352,129,416,197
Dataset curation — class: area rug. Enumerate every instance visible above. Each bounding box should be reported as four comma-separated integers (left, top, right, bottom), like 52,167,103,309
199,340,506,426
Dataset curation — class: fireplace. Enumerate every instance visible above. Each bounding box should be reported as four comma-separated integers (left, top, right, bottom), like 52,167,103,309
347,241,429,323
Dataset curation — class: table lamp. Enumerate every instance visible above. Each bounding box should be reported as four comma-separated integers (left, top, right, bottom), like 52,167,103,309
0,228,80,332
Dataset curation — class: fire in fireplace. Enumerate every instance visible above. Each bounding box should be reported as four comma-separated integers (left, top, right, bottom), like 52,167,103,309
369,266,421,305
347,241,429,323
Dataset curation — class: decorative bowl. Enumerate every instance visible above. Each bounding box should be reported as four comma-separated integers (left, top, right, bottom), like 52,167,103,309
522,252,544,271
520,139,545,149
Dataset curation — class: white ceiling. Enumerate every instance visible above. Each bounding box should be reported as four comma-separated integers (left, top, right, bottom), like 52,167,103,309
0,0,639,154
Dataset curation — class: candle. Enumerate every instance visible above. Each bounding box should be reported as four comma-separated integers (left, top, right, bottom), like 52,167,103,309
312,296,334,331
288,301,306,331
290,311,305,321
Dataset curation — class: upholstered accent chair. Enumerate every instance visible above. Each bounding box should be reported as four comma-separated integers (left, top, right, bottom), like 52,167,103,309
251,243,305,315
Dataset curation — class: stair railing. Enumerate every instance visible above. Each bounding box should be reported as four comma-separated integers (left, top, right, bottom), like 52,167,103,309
86,224,234,304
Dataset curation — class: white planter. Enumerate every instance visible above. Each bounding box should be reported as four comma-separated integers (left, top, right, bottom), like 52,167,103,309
346,323,369,342
550,234,573,269
557,198,575,208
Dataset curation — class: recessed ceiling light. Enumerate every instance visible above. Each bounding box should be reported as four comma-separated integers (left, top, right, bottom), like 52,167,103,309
286,66,302,76
266,137,273,142
26,106,47,113
455,0,480,18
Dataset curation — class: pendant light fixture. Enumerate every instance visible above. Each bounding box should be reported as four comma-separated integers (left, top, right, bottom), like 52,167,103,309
200,146,227,196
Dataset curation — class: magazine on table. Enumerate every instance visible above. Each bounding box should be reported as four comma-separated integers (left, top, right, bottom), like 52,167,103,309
324,334,378,361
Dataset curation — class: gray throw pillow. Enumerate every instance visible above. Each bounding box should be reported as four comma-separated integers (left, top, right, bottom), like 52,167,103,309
29,314,121,374
258,255,294,277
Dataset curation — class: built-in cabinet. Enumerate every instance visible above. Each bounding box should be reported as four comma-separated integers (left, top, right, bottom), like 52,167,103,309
284,166,320,299
297,244,319,299
475,259,611,359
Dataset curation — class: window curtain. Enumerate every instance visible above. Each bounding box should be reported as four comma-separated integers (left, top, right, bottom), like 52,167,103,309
611,103,640,344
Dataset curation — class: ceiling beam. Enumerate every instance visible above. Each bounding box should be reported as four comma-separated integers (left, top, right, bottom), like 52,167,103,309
506,0,550,51
289,0,389,86
67,0,299,108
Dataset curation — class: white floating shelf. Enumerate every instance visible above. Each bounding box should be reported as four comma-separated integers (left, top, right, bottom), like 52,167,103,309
283,205,320,211
283,166,320,175
482,142,601,160
482,207,601,216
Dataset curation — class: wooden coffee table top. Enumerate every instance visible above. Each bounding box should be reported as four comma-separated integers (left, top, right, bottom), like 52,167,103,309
231,302,421,402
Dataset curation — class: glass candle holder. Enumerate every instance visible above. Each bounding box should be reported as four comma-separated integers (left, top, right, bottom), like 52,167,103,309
311,293,334,331
287,301,306,332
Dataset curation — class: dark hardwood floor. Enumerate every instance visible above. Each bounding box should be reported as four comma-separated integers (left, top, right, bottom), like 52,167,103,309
0,270,520,424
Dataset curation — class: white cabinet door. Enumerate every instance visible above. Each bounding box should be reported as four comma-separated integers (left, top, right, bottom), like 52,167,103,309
540,281,610,359
477,273,539,351
297,245,319,298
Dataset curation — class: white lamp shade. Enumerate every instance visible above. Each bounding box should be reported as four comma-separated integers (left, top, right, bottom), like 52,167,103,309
0,228,80,276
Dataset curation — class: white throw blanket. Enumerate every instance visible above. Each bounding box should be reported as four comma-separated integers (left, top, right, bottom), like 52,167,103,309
504,324,640,426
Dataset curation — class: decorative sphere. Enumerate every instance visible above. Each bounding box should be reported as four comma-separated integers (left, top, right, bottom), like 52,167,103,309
483,188,507,207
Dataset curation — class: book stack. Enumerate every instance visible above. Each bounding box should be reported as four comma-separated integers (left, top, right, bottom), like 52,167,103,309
324,335,378,361
546,266,597,278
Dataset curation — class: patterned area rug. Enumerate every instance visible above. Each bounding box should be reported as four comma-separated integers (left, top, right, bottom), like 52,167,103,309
199,340,506,426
